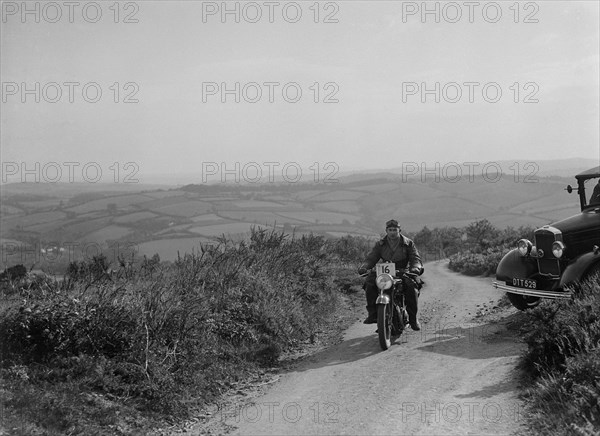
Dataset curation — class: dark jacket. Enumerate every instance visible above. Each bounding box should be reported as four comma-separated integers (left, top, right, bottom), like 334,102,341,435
361,235,422,272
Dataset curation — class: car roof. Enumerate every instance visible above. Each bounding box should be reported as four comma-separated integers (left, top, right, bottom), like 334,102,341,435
575,166,600,181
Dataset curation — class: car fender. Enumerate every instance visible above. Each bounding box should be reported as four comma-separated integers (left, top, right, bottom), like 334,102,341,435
559,252,600,287
495,248,539,282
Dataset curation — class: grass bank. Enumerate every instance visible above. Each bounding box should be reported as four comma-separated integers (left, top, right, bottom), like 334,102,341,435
519,274,600,435
0,229,368,435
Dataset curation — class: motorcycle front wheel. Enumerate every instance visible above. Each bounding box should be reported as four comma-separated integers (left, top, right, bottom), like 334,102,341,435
377,303,392,350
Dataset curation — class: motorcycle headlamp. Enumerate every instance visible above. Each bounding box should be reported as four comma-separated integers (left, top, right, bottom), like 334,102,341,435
552,241,565,258
376,273,393,290
517,239,533,256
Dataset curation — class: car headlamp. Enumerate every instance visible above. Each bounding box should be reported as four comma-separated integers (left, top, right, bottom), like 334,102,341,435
552,241,565,258
376,273,393,290
517,239,533,256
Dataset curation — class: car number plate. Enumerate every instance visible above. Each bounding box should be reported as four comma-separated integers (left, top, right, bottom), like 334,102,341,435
510,278,537,289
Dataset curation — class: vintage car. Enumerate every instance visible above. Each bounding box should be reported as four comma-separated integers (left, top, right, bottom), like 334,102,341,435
493,166,600,310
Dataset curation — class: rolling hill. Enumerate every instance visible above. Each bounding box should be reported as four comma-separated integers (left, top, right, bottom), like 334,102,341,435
1,164,596,266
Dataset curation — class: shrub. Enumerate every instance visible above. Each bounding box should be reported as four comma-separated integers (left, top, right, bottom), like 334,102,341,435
525,346,600,436
520,276,600,377
448,248,506,276
0,227,349,430
520,274,600,435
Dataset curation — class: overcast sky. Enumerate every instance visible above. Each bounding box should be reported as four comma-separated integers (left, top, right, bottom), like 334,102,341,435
1,1,599,184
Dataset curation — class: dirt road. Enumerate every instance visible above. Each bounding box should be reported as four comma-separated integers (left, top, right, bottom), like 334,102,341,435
188,261,528,435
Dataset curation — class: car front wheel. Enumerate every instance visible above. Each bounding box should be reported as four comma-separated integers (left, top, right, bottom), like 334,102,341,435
507,292,541,311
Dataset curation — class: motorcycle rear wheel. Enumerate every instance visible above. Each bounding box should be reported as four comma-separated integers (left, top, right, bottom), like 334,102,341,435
377,304,392,350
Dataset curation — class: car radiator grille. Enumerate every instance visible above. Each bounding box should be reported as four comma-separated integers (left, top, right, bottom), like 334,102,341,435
535,231,561,276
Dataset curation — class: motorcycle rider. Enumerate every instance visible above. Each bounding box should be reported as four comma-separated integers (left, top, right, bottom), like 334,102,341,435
358,219,423,330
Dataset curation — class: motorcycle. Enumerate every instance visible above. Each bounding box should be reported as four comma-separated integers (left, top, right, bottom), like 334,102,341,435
361,263,422,350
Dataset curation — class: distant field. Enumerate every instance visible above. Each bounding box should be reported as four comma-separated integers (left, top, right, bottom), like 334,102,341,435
139,195,190,209
83,225,133,243
114,211,158,223
0,182,170,198
141,190,185,199
277,211,360,224
293,190,326,201
351,183,400,193
325,231,357,238
438,177,565,209
66,217,113,238
74,211,107,220
317,201,361,213
508,192,579,214
190,214,222,222
156,224,194,235
0,238,23,245
193,196,238,201
308,190,366,202
393,197,496,224
230,200,287,208
326,231,377,238
150,201,213,217
189,222,264,236
0,205,23,215
136,237,212,260
261,195,290,201
66,194,154,214
26,221,67,234
18,199,64,209
397,182,448,202
525,206,580,221
219,211,282,224
1,211,65,230
301,224,374,235
218,211,307,225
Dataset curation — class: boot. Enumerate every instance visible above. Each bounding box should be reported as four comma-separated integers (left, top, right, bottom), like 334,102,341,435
364,282,378,324
404,279,420,330
363,306,377,324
